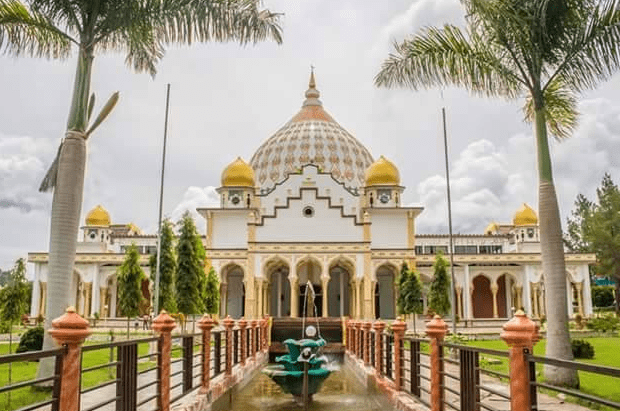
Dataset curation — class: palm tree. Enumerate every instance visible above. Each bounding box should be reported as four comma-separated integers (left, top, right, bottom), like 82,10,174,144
0,0,282,379
375,0,620,387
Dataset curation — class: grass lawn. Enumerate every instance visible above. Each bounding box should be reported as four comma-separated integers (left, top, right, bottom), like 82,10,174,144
466,337,620,407
0,338,160,411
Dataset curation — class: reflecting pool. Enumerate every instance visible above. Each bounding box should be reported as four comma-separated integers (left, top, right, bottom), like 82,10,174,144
225,367,387,411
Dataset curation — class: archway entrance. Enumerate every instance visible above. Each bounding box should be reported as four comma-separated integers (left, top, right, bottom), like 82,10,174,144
267,261,291,318
297,259,322,317
472,275,493,318
375,264,397,319
327,259,353,317
221,264,245,318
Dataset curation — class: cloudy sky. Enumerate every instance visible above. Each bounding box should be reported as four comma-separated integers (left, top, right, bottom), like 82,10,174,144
2,0,620,269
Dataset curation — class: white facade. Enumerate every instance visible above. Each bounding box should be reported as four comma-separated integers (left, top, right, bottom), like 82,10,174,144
28,73,595,321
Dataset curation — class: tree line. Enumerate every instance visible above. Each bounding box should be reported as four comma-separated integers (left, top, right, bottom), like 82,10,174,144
116,211,220,332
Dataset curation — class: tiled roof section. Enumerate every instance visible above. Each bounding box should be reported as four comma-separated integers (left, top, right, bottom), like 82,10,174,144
291,105,335,123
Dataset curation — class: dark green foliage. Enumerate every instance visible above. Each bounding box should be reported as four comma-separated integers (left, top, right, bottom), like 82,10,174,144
204,267,220,315
586,315,620,333
176,212,205,316
0,321,10,333
428,252,451,317
0,258,30,324
116,244,145,318
396,263,423,316
150,219,177,313
571,339,595,359
565,174,620,312
16,327,44,353
0,269,10,286
592,286,615,308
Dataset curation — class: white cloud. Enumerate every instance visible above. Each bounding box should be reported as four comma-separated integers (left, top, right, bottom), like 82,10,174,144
168,186,220,233
415,98,620,234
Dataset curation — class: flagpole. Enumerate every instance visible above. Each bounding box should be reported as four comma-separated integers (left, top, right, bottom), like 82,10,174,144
154,83,171,316
441,95,458,335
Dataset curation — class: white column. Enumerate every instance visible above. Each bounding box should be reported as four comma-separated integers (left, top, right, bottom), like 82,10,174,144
30,264,41,317
289,263,299,318
491,283,499,318
277,271,282,317
582,265,593,316
91,266,100,316
567,278,574,317
463,264,470,320
522,266,532,316
321,276,329,318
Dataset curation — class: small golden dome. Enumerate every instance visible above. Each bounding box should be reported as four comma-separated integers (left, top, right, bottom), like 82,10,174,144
85,205,111,226
484,222,499,235
365,155,400,186
513,203,538,226
221,157,255,187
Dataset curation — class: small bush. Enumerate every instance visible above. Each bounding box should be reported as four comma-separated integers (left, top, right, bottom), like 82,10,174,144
592,285,615,308
586,315,620,333
16,326,44,353
0,321,11,333
571,339,595,359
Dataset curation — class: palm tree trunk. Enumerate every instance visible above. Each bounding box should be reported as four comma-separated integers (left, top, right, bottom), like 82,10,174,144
535,107,579,388
37,48,93,380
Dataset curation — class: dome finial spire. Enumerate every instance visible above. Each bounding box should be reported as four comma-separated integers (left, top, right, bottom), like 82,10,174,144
304,66,321,107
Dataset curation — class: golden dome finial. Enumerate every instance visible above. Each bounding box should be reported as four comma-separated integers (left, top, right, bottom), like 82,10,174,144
365,155,400,186
221,157,255,187
85,204,111,226
304,67,321,106
513,203,538,226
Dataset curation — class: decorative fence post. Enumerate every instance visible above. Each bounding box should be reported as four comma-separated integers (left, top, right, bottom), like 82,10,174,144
345,319,351,352
198,315,215,393
223,316,234,377
262,316,269,351
392,317,407,390
251,320,258,358
354,321,361,358
152,310,177,411
238,318,248,366
500,310,540,411
426,315,448,411
48,306,91,411
373,320,386,377
363,321,371,366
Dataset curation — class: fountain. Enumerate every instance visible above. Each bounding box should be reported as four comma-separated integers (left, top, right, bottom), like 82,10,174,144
262,281,333,406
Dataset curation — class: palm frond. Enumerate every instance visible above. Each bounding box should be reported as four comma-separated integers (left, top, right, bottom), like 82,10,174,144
524,76,578,140
375,24,523,99
0,0,75,58
547,0,620,92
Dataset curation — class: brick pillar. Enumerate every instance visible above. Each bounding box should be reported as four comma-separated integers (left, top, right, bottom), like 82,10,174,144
351,320,357,356
426,315,448,411
362,321,371,366
197,315,216,393
238,318,248,366
48,306,91,411
500,310,540,411
373,320,386,377
392,317,407,390
222,316,234,377
261,316,268,351
251,320,259,358
345,319,350,351
152,310,177,411
355,321,361,357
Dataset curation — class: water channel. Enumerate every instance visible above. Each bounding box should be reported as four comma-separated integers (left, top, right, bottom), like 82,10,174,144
224,366,387,411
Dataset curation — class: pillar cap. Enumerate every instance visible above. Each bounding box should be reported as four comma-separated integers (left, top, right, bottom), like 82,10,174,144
250,319,259,326
197,314,216,331
391,317,407,333
48,306,91,345
373,320,386,330
425,315,448,339
222,315,235,328
152,310,176,333
501,310,540,347
362,321,372,330
237,318,248,328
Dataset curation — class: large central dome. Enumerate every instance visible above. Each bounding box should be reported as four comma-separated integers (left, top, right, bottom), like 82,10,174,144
250,72,374,193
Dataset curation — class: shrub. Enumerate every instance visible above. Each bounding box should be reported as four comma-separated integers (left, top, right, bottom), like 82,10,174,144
592,286,615,308
571,339,595,359
0,321,10,333
16,326,44,353
585,315,620,333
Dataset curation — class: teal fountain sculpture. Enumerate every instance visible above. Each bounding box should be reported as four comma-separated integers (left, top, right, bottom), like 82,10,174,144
262,282,333,405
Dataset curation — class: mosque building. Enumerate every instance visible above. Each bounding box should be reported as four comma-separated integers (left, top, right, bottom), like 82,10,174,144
28,73,595,322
